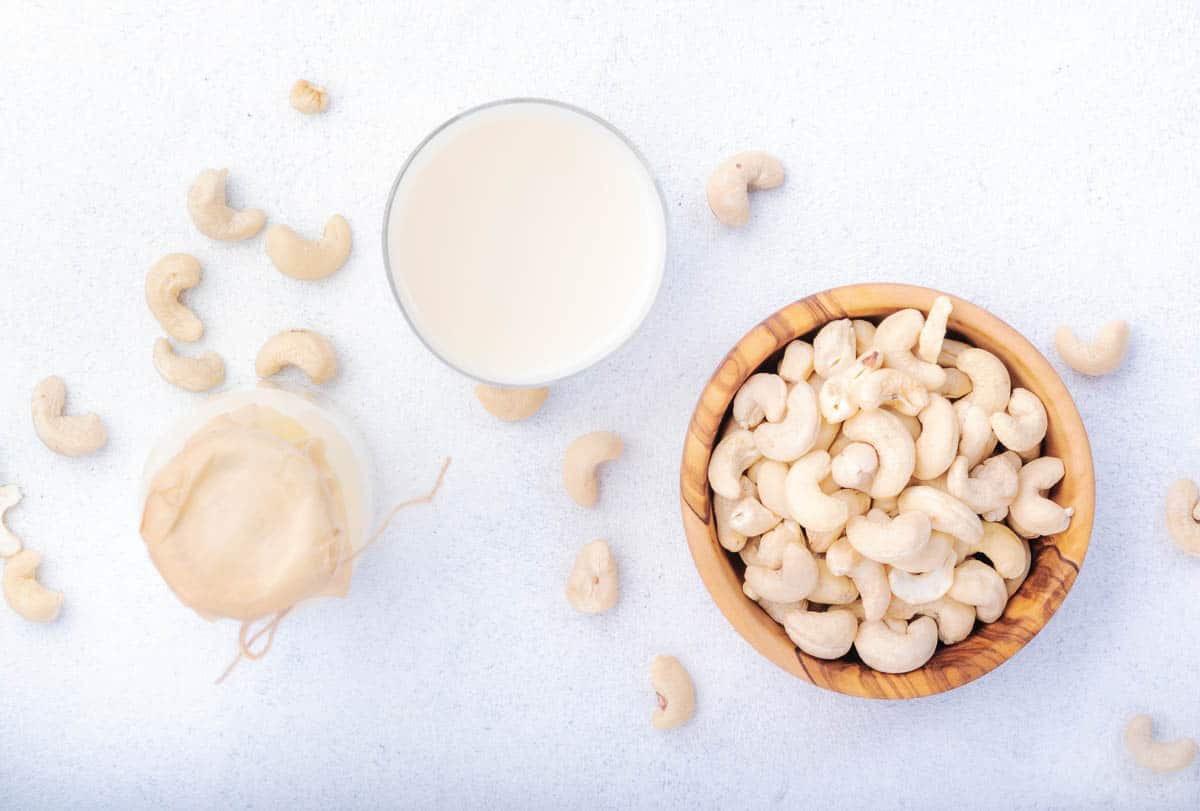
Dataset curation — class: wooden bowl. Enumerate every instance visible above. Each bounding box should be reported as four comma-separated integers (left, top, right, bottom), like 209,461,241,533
679,284,1095,699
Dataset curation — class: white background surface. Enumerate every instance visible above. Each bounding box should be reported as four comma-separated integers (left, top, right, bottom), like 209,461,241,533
1,2,1198,808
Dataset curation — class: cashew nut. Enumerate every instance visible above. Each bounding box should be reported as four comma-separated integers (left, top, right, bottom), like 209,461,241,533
754,382,820,461
784,451,849,532
565,539,618,614
888,595,976,644
917,295,952,364
145,253,204,343
937,368,973,399
974,521,1028,579
805,489,870,553
1166,478,1200,555
752,459,792,520
841,409,916,499
1005,535,1032,597
740,520,801,569
733,373,788,429
813,319,857,379
744,538,818,602
562,431,623,508
714,476,756,552
290,79,329,114
809,558,860,604
887,548,956,604
0,485,23,558
852,320,876,354
650,655,695,730
265,214,352,281
853,617,938,674
705,151,784,228
778,340,814,382
947,559,1008,623
727,495,782,536
757,596,807,625
846,509,932,564
872,309,946,391
914,393,959,480
826,539,891,621
1124,714,1197,774
955,348,1011,415
889,530,954,574
955,400,998,467
855,368,929,416
255,329,338,385
831,442,878,492
1008,456,1072,539
989,388,1047,453
818,349,883,424
152,339,225,392
946,454,1018,517
3,549,63,623
31,376,107,457
897,486,983,545
784,608,859,659
474,385,549,421
1055,320,1130,376
708,428,762,499
187,168,266,241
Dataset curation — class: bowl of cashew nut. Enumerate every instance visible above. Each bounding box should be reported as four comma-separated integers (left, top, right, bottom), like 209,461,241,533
680,283,1095,699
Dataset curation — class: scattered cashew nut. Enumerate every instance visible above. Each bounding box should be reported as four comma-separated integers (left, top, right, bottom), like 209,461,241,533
187,168,266,241
255,329,338,385
650,655,695,730
3,549,63,623
265,214,352,281
31,376,107,457
145,253,204,343
1124,714,1197,774
1055,320,1130,376
474,385,549,422
153,338,225,392
563,431,623,508
705,151,784,228
565,539,618,614
290,79,329,114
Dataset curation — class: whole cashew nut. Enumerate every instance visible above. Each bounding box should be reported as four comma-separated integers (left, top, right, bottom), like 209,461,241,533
784,608,859,659
0,485,23,558
813,319,857,379
256,329,339,385
853,617,938,674
1166,478,1200,555
1005,535,1032,597
917,295,953,364
955,348,1011,415
841,409,916,499
732,373,788,429
474,385,549,422
955,399,999,468
826,540,890,621
565,539,618,614
778,340,814,383
706,151,784,228
3,549,63,623
975,521,1028,579
809,558,860,604
727,495,782,536
752,459,792,520
852,320,876,354
914,393,960,480
650,655,695,730
708,429,762,500
265,214,352,281
887,548,956,604
946,454,1018,517
1124,714,1198,774
744,539,818,603
290,79,330,114
989,388,1047,453
872,309,946,391
563,431,624,508
897,486,983,545
887,595,977,644
145,253,204,343
714,476,756,552
818,349,883,424
754,382,820,462
187,168,266,241
152,338,225,392
784,451,849,533
846,509,932,564
31,376,107,457
831,442,878,492
1055,320,1130,376
947,559,1008,623
1008,456,1072,539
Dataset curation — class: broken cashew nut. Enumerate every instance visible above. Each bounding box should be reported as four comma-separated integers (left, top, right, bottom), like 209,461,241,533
31,376,107,457
265,214,352,281
474,385,549,422
650,655,695,730
565,539,618,614
563,431,623,508
3,549,63,623
0,485,23,558
145,253,204,343
1055,320,1130,376
255,329,338,385
1124,714,1198,774
153,339,225,392
187,168,266,241
290,79,330,114
705,151,784,228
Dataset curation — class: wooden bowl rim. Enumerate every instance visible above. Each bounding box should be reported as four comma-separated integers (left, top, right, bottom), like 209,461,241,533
679,283,1095,699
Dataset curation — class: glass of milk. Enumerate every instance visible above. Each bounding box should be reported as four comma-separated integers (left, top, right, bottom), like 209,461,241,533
383,99,668,387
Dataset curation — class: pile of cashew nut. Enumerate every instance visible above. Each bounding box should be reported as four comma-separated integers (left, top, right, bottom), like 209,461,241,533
708,297,1074,674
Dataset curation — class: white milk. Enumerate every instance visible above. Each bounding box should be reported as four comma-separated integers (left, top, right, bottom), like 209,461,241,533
385,100,667,386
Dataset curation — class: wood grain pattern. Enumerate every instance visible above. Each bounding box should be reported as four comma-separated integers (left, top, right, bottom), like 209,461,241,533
679,284,1095,700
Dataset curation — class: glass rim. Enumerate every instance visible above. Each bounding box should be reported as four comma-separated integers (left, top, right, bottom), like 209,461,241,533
380,96,669,389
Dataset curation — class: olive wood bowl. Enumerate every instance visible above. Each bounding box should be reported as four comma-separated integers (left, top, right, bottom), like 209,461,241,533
679,284,1094,699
